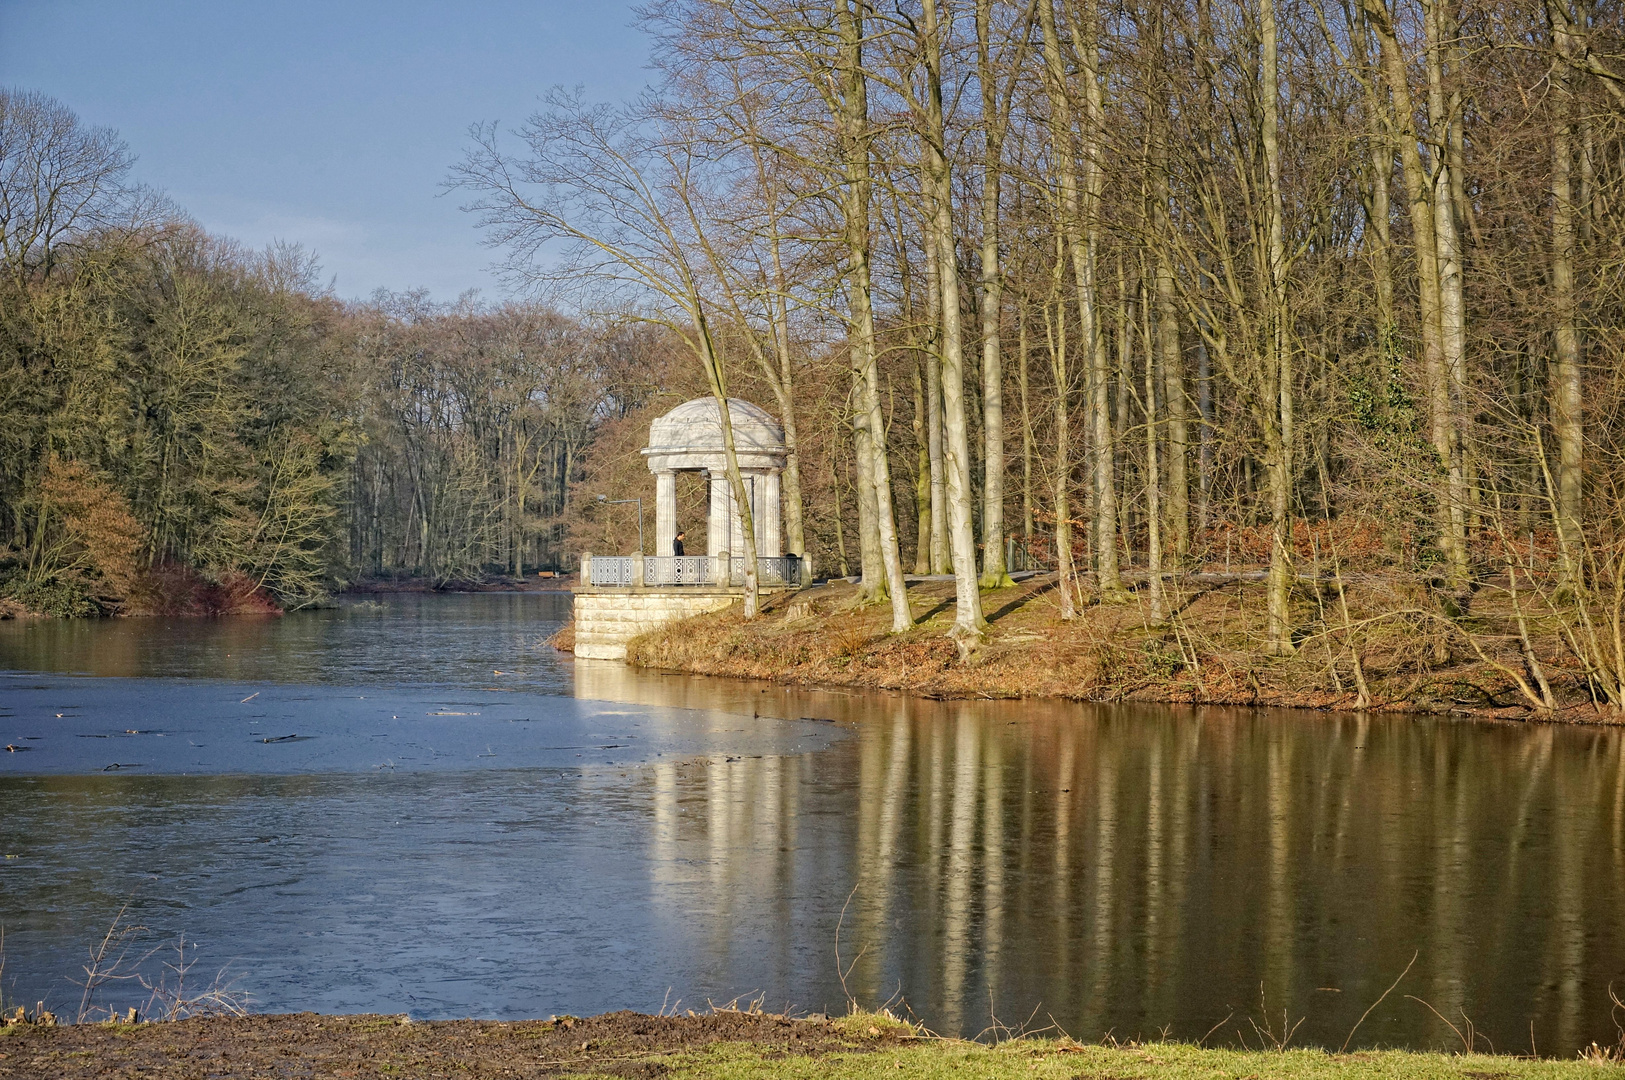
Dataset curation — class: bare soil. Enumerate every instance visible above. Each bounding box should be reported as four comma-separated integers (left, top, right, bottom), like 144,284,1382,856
0,1010,903,1079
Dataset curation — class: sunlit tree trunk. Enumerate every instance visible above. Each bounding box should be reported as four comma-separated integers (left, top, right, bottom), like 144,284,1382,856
1148,2,1189,564
695,315,759,617
924,224,950,574
1550,6,1584,559
837,0,913,631
1423,0,1469,587
1044,252,1077,620
1017,298,1034,541
767,231,807,558
852,373,884,591
1039,0,1125,602
1116,253,1138,560
1142,278,1166,623
1351,8,1398,364
1362,0,1466,584
913,359,933,574
1261,0,1295,655
975,0,1011,588
921,0,986,644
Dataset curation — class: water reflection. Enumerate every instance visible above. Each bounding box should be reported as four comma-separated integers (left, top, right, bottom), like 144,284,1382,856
579,663,1625,1053
2,601,1623,1053
0,592,574,692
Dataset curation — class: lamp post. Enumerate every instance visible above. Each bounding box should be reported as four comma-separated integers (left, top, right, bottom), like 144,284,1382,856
596,494,644,554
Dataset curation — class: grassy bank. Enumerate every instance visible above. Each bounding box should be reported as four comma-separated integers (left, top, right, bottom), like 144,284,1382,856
5,1009,1623,1078
596,574,1622,722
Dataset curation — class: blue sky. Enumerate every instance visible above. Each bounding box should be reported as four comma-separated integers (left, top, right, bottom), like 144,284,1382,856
0,1,649,300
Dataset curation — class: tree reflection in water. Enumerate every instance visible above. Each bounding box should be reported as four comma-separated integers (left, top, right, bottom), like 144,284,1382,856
580,661,1625,1053
0,632,1619,1051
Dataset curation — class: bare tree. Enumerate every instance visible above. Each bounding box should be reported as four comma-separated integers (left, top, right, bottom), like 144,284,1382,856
0,87,135,283
455,91,767,614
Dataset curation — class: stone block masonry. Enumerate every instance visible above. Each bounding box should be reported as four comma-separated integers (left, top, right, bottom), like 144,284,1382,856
572,589,741,660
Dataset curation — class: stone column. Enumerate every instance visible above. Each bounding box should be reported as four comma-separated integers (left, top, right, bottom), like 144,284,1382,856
762,469,782,557
707,471,730,557
654,470,677,556
728,474,742,558
729,473,757,558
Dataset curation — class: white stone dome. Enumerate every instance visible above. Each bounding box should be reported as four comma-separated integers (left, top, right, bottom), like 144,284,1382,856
647,397,784,453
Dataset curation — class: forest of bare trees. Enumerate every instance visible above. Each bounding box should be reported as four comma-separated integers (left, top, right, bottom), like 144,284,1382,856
454,0,1625,707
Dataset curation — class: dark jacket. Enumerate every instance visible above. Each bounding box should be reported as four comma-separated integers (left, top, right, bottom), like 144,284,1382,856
672,538,685,556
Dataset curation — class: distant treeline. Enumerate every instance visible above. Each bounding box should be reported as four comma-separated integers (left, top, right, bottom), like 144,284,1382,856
0,89,669,615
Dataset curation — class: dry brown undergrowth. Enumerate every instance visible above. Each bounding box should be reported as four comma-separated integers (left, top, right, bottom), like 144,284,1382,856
597,573,1622,721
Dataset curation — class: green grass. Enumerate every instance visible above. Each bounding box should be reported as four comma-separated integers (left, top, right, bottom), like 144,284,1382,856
571,1034,1625,1080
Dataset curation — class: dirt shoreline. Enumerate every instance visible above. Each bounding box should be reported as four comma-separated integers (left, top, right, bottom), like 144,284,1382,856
0,1009,907,1079
6,1009,1622,1078
563,573,1623,725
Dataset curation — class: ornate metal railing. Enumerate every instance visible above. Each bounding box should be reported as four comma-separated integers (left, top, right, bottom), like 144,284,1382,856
586,555,635,587
585,553,804,587
733,555,800,586
643,555,714,586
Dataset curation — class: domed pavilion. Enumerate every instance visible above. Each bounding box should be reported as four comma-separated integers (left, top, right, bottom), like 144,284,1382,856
573,396,797,659
642,397,787,559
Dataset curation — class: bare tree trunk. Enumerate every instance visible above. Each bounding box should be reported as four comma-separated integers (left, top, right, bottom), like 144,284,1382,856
1579,107,1595,246
1081,0,1124,600
975,0,1011,588
1044,259,1077,619
1424,0,1470,588
1353,6,1398,364
913,359,933,574
1018,298,1034,540
1149,3,1189,563
768,233,807,558
1143,279,1166,622
1362,0,1462,582
1116,254,1137,562
899,224,933,574
1039,0,1126,601
852,374,884,592
1197,335,1212,531
921,0,986,645
694,316,759,618
837,0,913,631
831,428,852,577
925,225,950,574
1550,8,1584,557
1261,0,1295,655
1155,240,1189,563
777,399,807,557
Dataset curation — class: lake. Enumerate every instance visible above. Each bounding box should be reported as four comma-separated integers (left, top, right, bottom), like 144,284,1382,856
2,592,1623,1054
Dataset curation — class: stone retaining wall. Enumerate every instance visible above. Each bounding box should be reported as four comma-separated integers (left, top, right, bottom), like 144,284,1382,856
572,590,742,660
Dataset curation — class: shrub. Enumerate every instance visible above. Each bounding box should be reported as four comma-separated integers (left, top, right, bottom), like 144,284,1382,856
0,572,101,617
